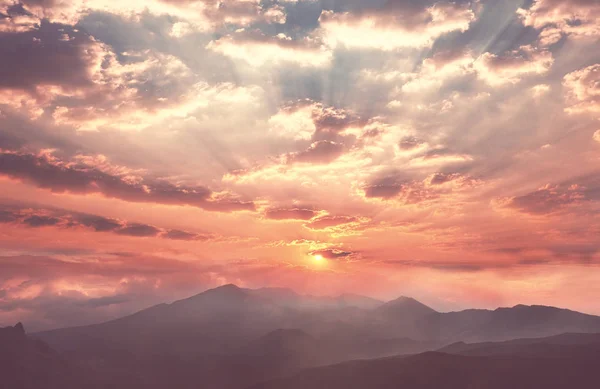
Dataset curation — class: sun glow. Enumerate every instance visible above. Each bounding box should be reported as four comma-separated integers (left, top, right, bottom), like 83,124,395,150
313,254,324,262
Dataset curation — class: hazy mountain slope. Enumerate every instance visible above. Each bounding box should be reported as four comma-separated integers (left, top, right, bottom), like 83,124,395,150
420,304,600,342
35,285,600,360
249,338,600,389
438,332,600,357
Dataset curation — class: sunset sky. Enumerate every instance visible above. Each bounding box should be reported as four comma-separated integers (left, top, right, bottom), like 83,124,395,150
1,0,599,330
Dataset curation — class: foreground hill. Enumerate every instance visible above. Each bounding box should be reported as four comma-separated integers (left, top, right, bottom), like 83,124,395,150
0,323,102,389
249,333,600,389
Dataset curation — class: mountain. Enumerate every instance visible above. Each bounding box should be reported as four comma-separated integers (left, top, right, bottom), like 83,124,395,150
335,294,383,309
30,285,396,389
28,285,600,389
249,333,600,389
0,323,102,389
438,332,600,357
248,288,383,309
34,285,600,362
242,329,320,358
419,304,600,342
377,296,437,318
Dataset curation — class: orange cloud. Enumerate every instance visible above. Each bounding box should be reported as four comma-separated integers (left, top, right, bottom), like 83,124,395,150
518,0,600,45
207,31,332,67
474,46,553,85
319,2,476,50
563,64,600,114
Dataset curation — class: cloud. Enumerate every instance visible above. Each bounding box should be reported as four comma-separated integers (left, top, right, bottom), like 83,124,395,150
5,0,290,32
115,223,161,237
504,183,590,215
0,252,210,330
518,0,600,45
0,20,263,129
268,101,364,141
0,3,40,33
304,215,358,230
268,104,317,140
78,214,123,232
563,64,600,114
363,172,479,204
400,49,475,93
0,22,100,91
408,148,473,167
594,130,600,143
22,215,61,227
363,176,405,199
474,46,553,85
286,140,345,164
308,248,355,261
163,229,210,241
398,136,426,150
0,203,216,242
0,150,254,211
264,208,318,220
303,215,371,236
318,1,476,50
207,31,332,67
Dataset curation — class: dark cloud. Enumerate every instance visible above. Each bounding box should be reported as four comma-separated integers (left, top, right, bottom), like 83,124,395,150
309,248,355,260
0,21,95,90
0,203,211,241
162,229,209,241
77,214,122,232
116,223,161,237
312,106,363,133
265,208,317,220
399,136,424,150
363,176,405,199
304,215,358,230
429,173,462,185
507,185,587,214
287,140,345,164
22,215,60,227
0,151,254,212
0,210,19,223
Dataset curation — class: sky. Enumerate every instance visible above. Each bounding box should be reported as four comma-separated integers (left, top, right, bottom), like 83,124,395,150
0,0,599,331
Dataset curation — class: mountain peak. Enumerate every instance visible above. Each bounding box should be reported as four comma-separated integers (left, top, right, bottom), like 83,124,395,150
378,296,437,317
14,322,25,335
214,283,242,291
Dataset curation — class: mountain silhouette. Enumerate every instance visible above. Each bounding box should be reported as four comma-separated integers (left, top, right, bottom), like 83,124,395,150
23,284,600,389
0,323,102,389
418,304,600,342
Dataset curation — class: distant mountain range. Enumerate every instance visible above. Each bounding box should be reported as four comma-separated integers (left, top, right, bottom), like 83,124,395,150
2,284,600,389
250,333,600,389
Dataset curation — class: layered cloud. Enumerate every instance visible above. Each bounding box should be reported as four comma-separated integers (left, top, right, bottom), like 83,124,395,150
0,0,290,32
474,46,553,86
319,1,477,50
362,172,480,205
0,150,254,211
518,0,600,45
0,204,214,240
207,31,332,67
563,64,600,114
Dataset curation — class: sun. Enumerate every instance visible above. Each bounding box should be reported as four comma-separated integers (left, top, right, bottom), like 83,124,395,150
313,254,324,262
